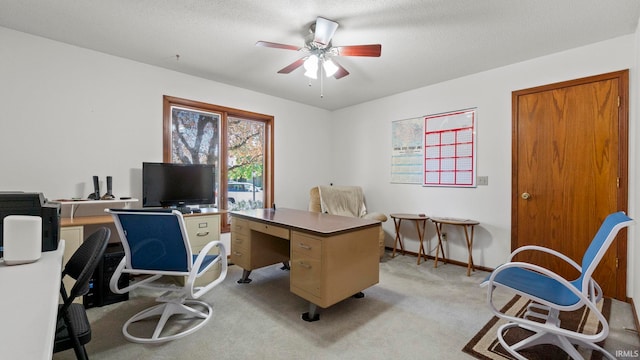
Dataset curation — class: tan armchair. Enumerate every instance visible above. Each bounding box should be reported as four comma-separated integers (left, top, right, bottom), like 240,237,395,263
309,186,387,259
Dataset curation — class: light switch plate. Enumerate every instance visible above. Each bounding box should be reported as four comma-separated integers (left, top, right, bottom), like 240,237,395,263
477,176,489,186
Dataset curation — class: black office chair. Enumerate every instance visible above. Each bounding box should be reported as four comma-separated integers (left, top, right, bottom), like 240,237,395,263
53,227,110,360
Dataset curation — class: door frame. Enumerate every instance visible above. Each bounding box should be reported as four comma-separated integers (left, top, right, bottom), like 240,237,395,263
511,69,629,300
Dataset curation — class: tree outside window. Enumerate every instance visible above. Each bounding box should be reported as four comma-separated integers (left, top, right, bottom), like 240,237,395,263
227,117,264,211
163,96,274,232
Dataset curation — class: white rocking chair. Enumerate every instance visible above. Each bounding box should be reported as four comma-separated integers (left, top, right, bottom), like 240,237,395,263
107,209,227,343
481,211,633,360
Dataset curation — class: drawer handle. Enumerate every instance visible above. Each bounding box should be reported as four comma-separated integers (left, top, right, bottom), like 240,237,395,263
233,251,243,256
196,231,210,237
298,261,311,269
298,243,312,250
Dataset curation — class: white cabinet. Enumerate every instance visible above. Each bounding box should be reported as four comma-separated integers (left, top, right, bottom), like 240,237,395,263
181,214,221,286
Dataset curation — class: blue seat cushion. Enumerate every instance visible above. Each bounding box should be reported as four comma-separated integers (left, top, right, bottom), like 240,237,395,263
487,267,581,307
194,254,218,274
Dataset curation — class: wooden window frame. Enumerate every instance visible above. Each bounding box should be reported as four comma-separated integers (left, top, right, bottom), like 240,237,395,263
163,95,274,232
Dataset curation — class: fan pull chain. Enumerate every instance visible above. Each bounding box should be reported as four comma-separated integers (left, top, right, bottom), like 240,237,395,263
320,66,324,98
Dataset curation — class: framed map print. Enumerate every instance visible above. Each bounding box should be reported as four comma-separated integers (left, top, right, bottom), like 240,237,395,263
391,117,423,184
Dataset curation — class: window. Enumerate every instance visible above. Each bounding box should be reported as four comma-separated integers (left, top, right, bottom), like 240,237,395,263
227,116,265,211
163,96,274,232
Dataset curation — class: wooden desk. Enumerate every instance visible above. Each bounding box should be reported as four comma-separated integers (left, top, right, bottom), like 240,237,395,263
430,217,479,276
230,208,381,321
389,213,432,264
0,240,65,359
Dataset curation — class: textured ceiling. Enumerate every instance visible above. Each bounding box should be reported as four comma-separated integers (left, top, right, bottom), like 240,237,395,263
2,0,639,110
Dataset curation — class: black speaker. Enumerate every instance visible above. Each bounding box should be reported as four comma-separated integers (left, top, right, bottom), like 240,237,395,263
84,243,129,308
88,176,100,200
101,176,115,200
40,203,60,252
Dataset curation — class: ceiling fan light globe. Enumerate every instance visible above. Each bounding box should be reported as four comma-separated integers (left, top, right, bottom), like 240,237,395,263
304,55,319,71
323,59,339,77
304,68,318,79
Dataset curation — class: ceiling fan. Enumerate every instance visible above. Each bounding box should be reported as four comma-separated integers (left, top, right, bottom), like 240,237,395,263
256,17,382,80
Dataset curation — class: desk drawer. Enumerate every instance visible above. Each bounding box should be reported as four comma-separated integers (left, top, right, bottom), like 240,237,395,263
231,217,250,235
230,247,250,269
290,256,321,297
249,222,290,239
291,233,322,260
231,232,250,250
184,215,220,249
231,231,250,268
291,232,322,298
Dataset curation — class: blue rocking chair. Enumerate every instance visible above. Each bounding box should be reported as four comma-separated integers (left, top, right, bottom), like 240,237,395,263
106,208,227,343
481,211,633,360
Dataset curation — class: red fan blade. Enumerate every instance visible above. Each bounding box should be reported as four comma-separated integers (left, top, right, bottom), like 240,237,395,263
335,44,382,57
314,17,339,46
332,61,350,79
277,58,306,74
256,41,301,51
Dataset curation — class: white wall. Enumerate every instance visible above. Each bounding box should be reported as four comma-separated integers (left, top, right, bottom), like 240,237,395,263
331,35,637,280
2,24,640,315
631,20,640,316
0,26,333,212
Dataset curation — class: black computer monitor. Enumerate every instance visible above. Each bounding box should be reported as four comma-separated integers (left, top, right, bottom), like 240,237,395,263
142,162,215,208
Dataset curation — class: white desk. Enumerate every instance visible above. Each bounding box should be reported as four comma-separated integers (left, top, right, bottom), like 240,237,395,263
52,198,138,220
0,241,65,360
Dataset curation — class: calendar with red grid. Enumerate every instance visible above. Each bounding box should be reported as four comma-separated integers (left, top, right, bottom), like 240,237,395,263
423,109,476,187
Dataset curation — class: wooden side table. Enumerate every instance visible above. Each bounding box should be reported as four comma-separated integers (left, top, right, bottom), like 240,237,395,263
429,217,480,276
390,213,430,264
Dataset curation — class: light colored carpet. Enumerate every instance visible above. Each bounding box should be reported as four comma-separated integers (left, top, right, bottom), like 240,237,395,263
53,251,639,360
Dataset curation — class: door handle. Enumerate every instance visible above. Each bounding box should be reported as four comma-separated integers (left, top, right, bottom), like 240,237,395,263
521,192,531,200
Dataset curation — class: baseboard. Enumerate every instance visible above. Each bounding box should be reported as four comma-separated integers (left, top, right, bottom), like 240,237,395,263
383,246,493,273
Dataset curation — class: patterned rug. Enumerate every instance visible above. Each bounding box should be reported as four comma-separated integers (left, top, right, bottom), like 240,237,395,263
462,295,611,360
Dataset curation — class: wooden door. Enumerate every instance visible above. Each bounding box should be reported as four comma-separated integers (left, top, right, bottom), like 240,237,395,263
512,70,628,300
